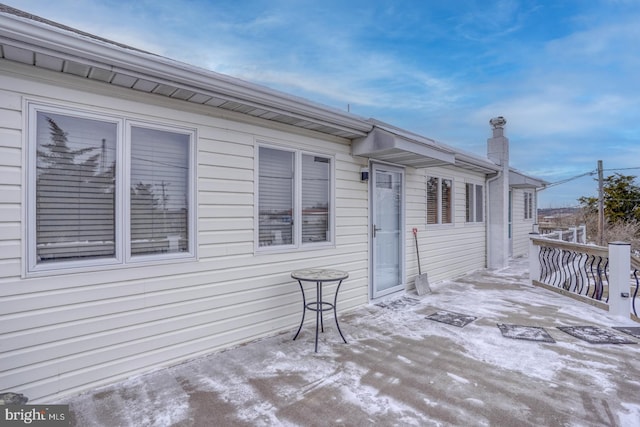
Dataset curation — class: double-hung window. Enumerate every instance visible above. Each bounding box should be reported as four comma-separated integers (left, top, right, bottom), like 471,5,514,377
257,145,333,249
27,103,195,273
465,183,484,223
524,191,534,220
427,176,453,225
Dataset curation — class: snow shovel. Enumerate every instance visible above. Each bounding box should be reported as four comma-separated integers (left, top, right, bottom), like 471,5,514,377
412,228,431,295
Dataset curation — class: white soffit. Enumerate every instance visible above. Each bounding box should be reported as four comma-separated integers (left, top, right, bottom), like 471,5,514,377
509,169,548,188
0,5,372,140
353,127,455,168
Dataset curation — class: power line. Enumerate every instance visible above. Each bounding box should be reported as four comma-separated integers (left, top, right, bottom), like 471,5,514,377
602,166,640,172
544,170,596,189
543,166,640,189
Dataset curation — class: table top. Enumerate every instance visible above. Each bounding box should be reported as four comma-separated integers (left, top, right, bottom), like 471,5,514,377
291,268,349,282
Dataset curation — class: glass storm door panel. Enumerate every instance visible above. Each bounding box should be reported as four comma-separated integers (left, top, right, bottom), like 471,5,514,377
372,164,404,298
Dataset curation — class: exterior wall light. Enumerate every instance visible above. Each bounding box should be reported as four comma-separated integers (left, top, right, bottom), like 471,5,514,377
360,167,369,182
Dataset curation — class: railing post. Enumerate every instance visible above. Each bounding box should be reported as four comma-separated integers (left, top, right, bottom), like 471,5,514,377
571,227,577,243
555,230,563,241
529,233,540,283
608,242,631,319
580,225,586,244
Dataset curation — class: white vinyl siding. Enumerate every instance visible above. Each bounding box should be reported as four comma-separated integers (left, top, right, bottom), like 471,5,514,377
512,189,535,257
1,62,367,403
408,167,487,285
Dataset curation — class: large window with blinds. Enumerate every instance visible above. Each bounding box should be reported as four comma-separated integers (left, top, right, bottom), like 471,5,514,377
257,145,332,249
427,176,453,225
27,104,195,272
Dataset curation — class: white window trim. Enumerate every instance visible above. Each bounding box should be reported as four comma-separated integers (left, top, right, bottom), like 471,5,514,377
254,142,335,253
524,191,534,220
427,175,454,226
125,120,197,264
24,102,197,276
465,181,485,224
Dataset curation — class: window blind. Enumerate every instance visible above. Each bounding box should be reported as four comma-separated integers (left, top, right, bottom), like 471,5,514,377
427,177,438,224
258,147,294,246
442,178,452,224
301,155,330,243
130,126,189,255
35,112,117,263
475,184,484,222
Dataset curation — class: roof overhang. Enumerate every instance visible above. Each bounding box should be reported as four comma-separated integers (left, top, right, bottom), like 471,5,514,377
509,169,549,188
353,126,456,168
454,152,501,174
0,4,372,140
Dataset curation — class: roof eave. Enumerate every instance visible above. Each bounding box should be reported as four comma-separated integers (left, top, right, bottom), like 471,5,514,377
0,9,372,138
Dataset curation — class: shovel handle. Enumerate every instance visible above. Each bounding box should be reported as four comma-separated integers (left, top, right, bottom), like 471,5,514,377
413,227,422,275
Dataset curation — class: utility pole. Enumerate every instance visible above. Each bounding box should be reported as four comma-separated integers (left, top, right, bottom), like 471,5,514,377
598,160,604,246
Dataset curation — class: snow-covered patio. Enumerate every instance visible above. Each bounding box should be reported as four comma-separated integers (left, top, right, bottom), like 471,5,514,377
63,258,640,426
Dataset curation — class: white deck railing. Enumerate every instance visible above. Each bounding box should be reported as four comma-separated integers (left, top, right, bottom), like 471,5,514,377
536,224,587,244
529,234,639,322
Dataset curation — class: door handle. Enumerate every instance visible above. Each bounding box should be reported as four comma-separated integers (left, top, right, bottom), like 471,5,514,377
373,224,381,238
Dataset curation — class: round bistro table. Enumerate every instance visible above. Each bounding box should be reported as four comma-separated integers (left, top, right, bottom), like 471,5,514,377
291,268,349,352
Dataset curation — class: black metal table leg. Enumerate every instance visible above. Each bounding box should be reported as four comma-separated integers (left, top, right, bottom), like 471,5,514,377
293,279,306,341
333,279,347,344
315,281,320,352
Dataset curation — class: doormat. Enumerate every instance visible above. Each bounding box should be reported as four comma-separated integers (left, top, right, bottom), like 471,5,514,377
375,296,421,310
426,310,477,328
497,324,556,343
612,326,640,339
557,326,637,344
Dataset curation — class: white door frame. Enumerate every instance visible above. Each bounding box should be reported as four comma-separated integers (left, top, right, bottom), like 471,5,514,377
370,162,405,299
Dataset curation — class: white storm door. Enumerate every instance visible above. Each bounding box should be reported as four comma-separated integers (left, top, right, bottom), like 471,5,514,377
372,164,404,298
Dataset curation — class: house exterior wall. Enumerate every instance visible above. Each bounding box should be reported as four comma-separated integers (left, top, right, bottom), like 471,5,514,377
0,58,515,403
511,188,536,257
0,61,370,402
406,165,487,285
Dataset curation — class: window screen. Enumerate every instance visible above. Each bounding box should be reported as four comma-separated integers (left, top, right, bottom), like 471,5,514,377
130,126,190,256
427,177,438,224
427,176,452,224
258,147,294,246
35,112,117,263
441,178,452,224
301,155,330,243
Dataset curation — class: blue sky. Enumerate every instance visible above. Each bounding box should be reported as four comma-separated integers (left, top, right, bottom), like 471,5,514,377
11,0,640,207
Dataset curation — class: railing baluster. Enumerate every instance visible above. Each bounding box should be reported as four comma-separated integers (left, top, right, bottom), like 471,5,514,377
633,269,639,317
603,258,609,303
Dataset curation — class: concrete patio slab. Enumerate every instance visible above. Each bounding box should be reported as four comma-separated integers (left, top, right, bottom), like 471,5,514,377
61,258,640,426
